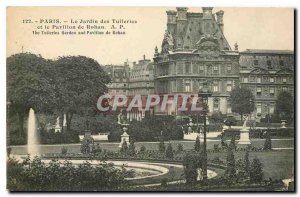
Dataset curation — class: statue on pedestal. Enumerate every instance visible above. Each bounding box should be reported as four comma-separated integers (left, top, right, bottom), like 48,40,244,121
238,115,251,145
54,117,61,133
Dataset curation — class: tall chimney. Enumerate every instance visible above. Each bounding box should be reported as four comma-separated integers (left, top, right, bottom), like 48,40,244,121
176,7,188,49
216,10,224,32
166,10,177,37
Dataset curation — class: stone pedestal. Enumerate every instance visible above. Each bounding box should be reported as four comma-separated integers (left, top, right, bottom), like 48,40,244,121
119,127,130,148
54,126,61,133
238,128,251,145
281,120,287,128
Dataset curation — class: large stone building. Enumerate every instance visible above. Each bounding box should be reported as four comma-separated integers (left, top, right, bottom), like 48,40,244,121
104,56,155,120
104,7,295,121
128,55,155,96
104,63,130,96
153,7,240,115
239,49,294,120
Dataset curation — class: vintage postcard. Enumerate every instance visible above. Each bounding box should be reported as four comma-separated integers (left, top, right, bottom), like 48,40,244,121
6,6,295,192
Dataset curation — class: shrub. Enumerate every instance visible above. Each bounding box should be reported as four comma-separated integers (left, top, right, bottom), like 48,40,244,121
61,147,68,155
225,148,236,179
229,135,236,151
159,138,166,153
7,157,127,191
128,139,136,157
211,157,223,164
139,145,146,153
194,135,201,152
250,157,263,183
263,132,272,150
236,159,248,183
93,143,102,154
183,153,199,185
213,144,220,152
224,116,237,127
120,140,128,155
244,150,250,174
177,143,184,153
80,135,94,154
166,143,174,160
160,178,168,187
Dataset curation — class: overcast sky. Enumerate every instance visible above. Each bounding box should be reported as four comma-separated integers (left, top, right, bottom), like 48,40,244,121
7,7,294,65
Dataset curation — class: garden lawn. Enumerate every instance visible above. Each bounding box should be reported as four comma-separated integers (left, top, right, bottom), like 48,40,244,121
208,150,294,180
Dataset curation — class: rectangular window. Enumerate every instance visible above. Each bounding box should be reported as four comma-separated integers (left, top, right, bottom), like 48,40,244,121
199,65,204,73
256,87,262,96
270,77,274,83
185,79,191,92
227,81,232,92
242,77,248,83
257,103,262,114
213,99,219,111
213,65,219,74
270,87,275,96
185,62,191,74
227,100,232,114
257,77,261,83
270,103,275,114
227,65,232,72
213,81,219,92
282,77,287,83
283,86,288,92
254,59,258,66
280,60,284,67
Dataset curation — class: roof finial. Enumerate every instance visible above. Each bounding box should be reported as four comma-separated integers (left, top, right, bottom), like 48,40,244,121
234,42,239,51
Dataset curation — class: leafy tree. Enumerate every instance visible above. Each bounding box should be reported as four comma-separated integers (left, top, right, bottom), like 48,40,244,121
249,157,263,183
224,116,237,128
229,135,236,151
128,139,136,156
51,56,110,133
159,137,166,153
225,148,236,179
230,87,255,123
166,143,174,159
263,131,272,150
7,53,52,137
194,135,201,152
274,91,294,124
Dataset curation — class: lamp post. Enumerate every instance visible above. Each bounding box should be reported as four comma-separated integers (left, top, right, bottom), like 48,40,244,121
198,81,212,183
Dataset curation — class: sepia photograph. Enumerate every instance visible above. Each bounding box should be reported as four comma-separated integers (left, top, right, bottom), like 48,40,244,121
6,5,295,192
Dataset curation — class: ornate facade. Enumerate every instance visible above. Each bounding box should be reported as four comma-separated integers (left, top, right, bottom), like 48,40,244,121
239,49,294,119
104,7,295,121
153,7,240,115
128,55,155,96
104,63,130,96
